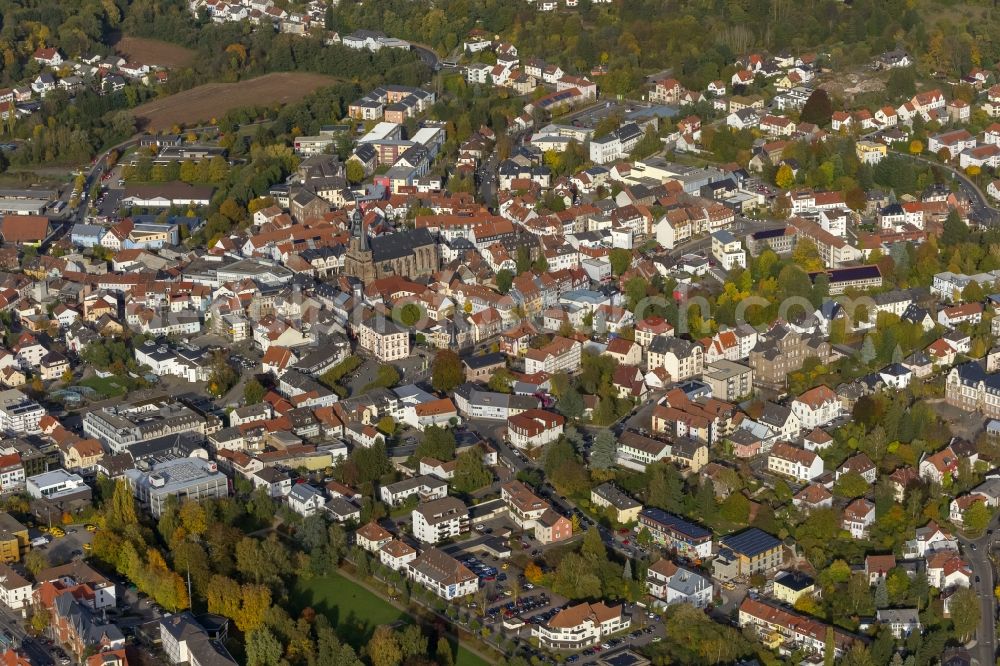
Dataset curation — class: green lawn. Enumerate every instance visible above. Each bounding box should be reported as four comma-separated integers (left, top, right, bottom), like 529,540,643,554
291,571,407,645
291,572,491,666
78,375,128,397
455,647,491,666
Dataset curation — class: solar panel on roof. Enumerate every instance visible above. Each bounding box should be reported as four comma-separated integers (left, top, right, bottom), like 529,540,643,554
640,507,712,539
720,527,781,557
752,228,786,240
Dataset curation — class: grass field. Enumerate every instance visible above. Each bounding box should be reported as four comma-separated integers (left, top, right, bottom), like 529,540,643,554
78,375,128,397
112,35,196,69
292,572,491,666
131,72,339,130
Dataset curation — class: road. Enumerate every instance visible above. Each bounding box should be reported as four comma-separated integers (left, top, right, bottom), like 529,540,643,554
890,150,1000,225
959,518,999,666
408,43,440,70
477,151,499,208
0,602,54,665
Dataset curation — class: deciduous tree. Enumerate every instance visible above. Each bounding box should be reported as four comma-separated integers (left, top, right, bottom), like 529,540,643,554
949,586,980,641
243,378,266,405
367,625,403,666
431,350,464,393
590,432,616,469
801,89,833,127
609,248,632,277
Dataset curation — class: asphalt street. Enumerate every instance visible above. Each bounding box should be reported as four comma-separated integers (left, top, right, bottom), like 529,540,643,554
890,150,1000,225
958,516,1000,666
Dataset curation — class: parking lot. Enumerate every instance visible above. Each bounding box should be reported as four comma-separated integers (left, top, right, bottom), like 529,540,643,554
95,187,123,218
31,523,94,564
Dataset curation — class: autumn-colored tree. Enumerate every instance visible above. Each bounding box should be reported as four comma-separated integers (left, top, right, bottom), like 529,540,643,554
179,501,208,536
108,477,138,529
524,562,543,584
24,550,47,577
208,156,230,183
30,608,49,634
247,197,275,214
219,199,244,223
346,160,365,184
225,43,247,67
791,238,825,272
431,349,464,393
244,379,265,405
845,187,866,212
377,416,396,435
367,625,403,666
801,89,833,127
775,163,795,189
962,499,991,535
237,583,271,633
908,139,923,155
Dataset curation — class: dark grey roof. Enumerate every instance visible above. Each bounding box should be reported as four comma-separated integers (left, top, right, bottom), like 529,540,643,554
775,570,814,591
462,352,506,370
353,144,377,162
719,527,781,557
880,363,910,377
639,508,711,540
759,402,792,427
129,432,204,464
371,228,435,262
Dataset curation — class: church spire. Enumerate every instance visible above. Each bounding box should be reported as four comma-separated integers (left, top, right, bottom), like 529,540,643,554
352,206,368,252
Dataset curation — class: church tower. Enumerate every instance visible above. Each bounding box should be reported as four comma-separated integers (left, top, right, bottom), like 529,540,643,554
344,206,375,282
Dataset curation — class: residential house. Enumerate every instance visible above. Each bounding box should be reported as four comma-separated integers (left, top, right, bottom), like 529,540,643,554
412,497,469,544
590,483,642,524
532,602,630,650
790,385,841,431
767,442,823,482
713,528,783,580
406,547,478,600
841,498,875,539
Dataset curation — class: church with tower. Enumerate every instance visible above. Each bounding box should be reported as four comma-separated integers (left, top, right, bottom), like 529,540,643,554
342,208,439,282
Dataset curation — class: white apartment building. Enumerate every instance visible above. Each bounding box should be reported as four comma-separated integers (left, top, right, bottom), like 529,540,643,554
134,340,213,383
287,483,326,517
523,336,581,375
380,475,448,506
0,454,24,494
506,409,565,449
767,443,824,482
791,385,842,431
647,336,704,381
26,469,88,500
0,564,31,611
533,602,630,650
358,318,410,362
589,123,644,164
379,539,418,571
406,547,479,600
412,497,469,544
0,390,44,435
842,498,876,539
711,230,746,270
